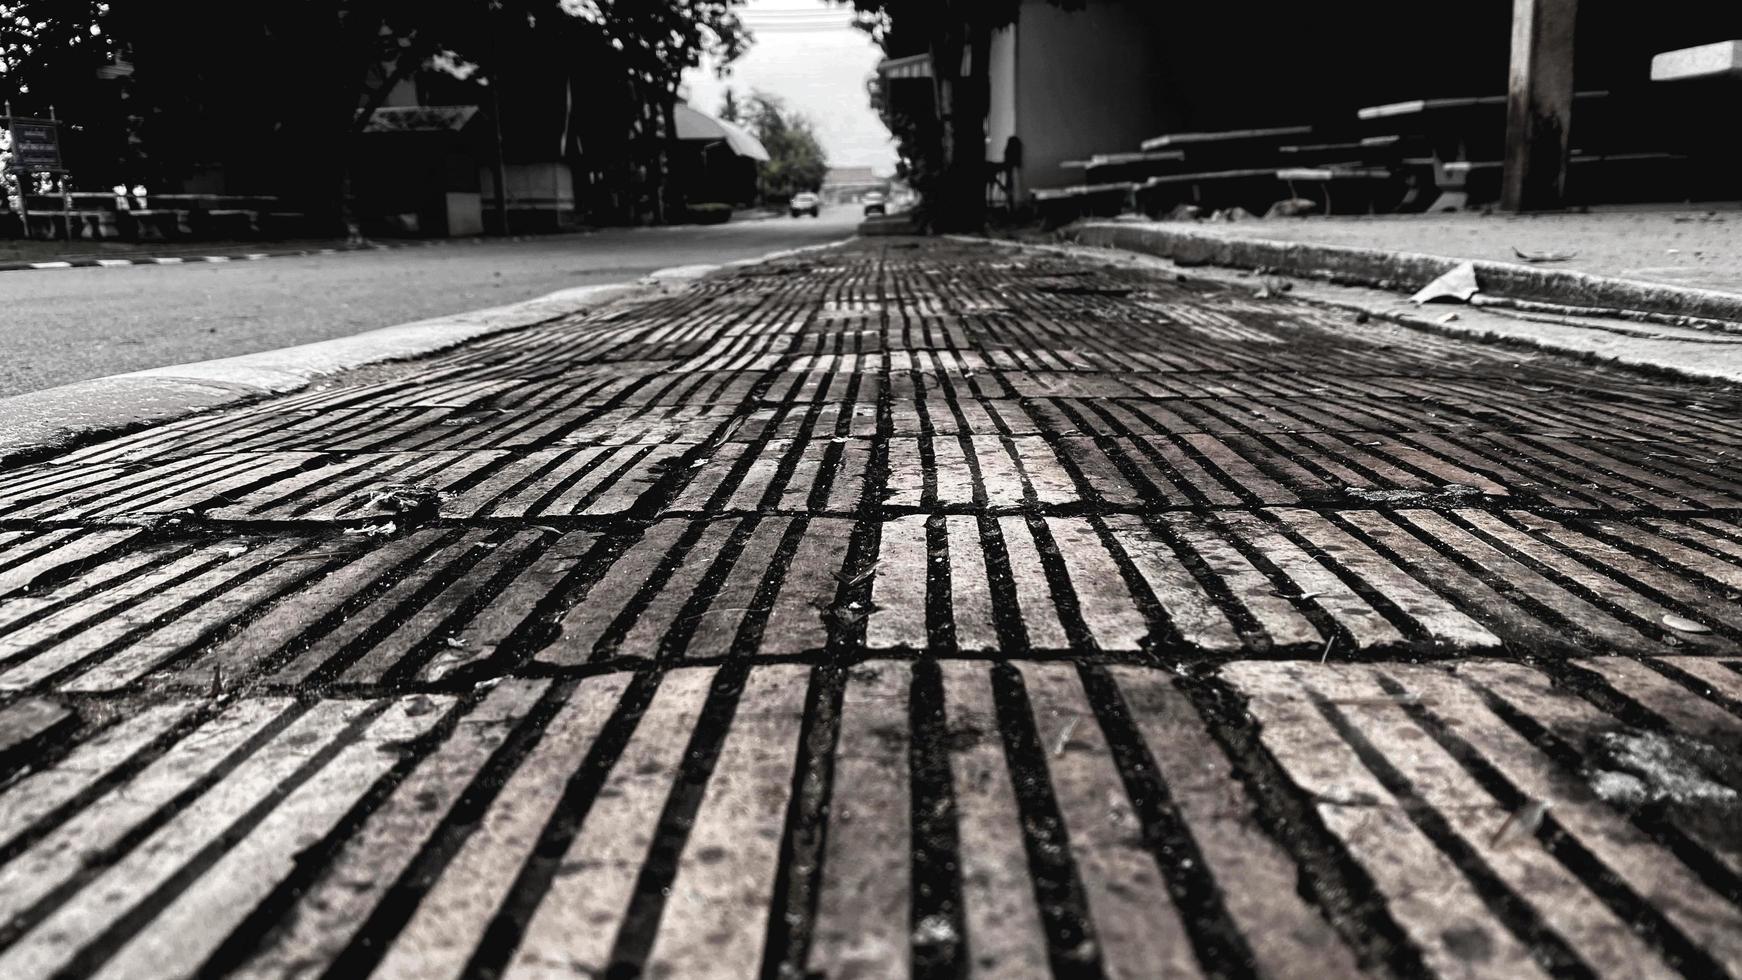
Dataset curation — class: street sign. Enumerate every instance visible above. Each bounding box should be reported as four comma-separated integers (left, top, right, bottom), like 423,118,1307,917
5,116,66,173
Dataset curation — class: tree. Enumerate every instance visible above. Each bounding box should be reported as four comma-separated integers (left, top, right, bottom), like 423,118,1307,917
2,1,752,229
840,0,1080,231
742,91,827,204
573,0,749,221
0,0,132,201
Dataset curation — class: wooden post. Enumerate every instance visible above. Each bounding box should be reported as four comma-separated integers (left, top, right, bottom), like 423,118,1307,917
3,102,25,241
489,82,510,236
1502,0,1578,211
51,105,70,241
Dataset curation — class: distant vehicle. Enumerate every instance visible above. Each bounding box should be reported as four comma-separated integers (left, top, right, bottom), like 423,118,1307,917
862,191,887,216
789,192,821,218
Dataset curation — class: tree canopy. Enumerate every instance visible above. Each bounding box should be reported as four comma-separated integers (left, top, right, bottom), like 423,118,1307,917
0,0,750,224
742,91,827,204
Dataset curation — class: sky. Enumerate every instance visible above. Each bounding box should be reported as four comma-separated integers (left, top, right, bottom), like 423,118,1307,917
680,0,897,174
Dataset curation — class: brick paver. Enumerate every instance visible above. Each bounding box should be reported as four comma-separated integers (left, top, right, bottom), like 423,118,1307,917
0,238,1739,977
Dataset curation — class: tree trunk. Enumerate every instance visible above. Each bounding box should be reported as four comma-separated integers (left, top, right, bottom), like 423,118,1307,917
934,19,991,232
489,82,511,236
661,95,680,221
639,90,665,224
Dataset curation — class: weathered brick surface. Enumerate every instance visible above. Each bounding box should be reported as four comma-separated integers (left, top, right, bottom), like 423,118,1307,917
0,239,1738,976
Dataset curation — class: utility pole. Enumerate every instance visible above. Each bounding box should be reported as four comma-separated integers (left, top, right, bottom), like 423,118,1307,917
489,82,511,236
51,104,69,241
1,100,18,242
487,10,511,236
1502,0,1578,211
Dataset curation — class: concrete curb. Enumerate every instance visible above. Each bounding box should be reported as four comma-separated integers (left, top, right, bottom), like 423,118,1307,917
0,234,604,275
0,235,859,463
0,216,804,275
1069,220,1742,328
0,281,649,462
956,233,1742,385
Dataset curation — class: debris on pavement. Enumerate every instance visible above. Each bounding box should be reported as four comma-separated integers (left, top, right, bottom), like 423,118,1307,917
1661,613,1712,633
1512,245,1579,264
358,483,442,514
1587,731,1740,806
1410,261,1482,304
1265,197,1320,218
1488,799,1552,848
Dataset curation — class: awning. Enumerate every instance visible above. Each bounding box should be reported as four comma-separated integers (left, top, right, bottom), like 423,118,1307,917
362,105,480,134
673,103,770,162
877,53,933,80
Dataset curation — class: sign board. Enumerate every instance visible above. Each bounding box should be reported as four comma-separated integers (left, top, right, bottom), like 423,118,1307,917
5,117,65,173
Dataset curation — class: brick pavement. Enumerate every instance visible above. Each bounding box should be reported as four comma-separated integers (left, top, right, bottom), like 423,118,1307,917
0,238,1739,977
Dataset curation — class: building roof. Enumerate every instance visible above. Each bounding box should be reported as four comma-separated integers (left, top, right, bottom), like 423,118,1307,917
824,166,882,186
877,53,933,80
673,103,770,162
361,105,480,134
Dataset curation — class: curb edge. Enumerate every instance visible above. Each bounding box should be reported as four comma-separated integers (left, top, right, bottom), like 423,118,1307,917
1069,220,1742,328
0,234,858,463
0,281,650,462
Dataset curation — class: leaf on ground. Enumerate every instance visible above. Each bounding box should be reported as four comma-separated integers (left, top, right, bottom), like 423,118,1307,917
1511,246,1577,264
1410,262,1481,304
833,560,880,588
361,483,441,514
1489,799,1552,848
1662,613,1711,634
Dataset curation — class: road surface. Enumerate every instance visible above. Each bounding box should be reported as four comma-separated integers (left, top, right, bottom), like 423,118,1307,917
0,208,859,397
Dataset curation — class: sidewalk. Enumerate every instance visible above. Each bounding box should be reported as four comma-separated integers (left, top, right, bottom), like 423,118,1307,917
1149,206,1742,294
0,237,1738,977
1073,206,1742,326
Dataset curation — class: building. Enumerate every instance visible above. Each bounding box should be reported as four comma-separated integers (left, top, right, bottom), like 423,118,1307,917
671,103,770,207
884,0,1742,212
356,70,767,235
820,166,887,204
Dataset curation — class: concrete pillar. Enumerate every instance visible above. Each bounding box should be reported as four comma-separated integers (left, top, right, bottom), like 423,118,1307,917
1502,0,1578,211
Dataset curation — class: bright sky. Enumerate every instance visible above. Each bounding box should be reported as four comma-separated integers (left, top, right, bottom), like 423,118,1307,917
681,0,896,174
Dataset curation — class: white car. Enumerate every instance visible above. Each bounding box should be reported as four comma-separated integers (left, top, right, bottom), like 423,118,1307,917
862,191,887,216
789,192,820,218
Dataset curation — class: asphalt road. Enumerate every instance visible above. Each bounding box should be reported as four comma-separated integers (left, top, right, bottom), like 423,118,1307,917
0,208,860,397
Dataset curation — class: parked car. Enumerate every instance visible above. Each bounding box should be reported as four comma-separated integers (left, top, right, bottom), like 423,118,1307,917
862,191,887,216
789,192,821,218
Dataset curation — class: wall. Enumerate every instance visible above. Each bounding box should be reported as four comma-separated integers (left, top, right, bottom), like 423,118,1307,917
479,163,580,232
987,24,1019,179
1012,0,1169,192
998,0,1742,196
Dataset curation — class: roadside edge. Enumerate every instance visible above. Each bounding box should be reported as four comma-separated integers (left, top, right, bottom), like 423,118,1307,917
0,234,858,463
952,233,1742,385
0,282,652,462
1068,219,1742,329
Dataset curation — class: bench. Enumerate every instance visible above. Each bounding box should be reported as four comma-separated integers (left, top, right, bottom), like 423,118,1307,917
1651,41,1742,82
1356,91,1615,209
1075,150,1186,184
6,192,304,242
17,195,115,240
1031,182,1136,228
1276,167,1402,214
1140,124,1314,154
